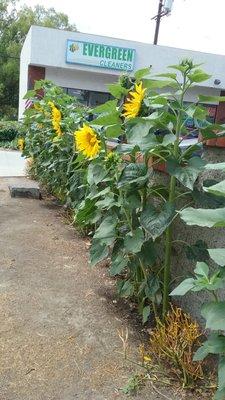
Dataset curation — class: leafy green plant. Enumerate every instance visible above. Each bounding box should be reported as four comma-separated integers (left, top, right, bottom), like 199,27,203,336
23,61,225,326
22,61,225,396
22,80,90,203
0,120,20,141
121,373,145,395
78,60,225,321
0,138,19,150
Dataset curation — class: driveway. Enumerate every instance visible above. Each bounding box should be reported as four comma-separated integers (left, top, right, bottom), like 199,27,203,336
0,150,26,177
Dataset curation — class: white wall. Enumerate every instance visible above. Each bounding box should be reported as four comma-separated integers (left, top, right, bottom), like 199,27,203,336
45,67,116,93
184,86,221,104
45,66,221,103
18,29,32,119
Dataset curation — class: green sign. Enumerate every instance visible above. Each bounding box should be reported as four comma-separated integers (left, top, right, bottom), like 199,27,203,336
66,40,135,72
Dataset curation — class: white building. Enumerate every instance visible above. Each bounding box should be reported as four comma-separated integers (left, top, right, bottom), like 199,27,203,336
19,25,225,122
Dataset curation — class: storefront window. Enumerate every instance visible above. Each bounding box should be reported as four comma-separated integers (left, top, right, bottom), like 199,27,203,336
67,88,89,105
61,87,111,107
88,91,111,107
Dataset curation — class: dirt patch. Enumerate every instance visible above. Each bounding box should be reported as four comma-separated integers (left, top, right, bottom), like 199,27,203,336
0,178,210,400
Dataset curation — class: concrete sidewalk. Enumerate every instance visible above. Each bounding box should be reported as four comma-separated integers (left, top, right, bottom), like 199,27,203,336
0,150,26,177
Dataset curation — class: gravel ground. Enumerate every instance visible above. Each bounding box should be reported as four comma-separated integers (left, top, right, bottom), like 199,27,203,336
0,177,202,400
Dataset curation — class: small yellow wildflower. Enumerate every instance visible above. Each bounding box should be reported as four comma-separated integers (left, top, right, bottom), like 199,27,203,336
48,101,62,136
17,138,25,151
74,124,101,158
123,81,146,119
143,355,151,362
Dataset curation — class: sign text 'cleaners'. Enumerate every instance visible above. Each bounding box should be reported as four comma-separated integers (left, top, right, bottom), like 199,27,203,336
66,40,135,72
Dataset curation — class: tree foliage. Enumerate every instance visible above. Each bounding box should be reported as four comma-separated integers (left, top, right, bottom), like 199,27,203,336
0,0,77,120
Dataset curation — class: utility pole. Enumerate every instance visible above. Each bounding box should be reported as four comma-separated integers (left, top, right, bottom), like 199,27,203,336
152,0,174,45
153,0,163,45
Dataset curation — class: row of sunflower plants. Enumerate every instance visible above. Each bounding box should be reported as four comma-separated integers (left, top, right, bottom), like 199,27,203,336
22,61,225,321
22,80,91,205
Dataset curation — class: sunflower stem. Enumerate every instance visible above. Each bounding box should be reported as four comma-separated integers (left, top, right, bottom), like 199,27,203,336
162,68,187,319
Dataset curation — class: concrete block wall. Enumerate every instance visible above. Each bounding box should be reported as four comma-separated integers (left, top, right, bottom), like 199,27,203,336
169,147,225,323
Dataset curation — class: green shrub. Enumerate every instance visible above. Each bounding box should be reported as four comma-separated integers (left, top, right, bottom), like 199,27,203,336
0,121,20,141
0,138,19,150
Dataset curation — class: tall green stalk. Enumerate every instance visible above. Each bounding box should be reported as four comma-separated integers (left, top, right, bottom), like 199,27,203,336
162,175,176,317
162,71,187,318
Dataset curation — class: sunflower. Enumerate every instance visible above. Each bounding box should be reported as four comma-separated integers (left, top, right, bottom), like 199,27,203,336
48,101,62,136
74,124,101,158
123,81,146,119
18,138,25,151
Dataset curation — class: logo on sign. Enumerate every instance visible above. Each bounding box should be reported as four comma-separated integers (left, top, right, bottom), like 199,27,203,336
69,43,79,52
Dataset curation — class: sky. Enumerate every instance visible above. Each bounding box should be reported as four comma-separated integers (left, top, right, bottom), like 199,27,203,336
18,0,225,55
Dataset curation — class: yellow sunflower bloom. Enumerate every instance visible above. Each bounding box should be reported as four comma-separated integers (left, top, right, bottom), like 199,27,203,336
75,124,101,158
52,107,62,136
123,81,146,119
18,138,25,151
48,101,62,136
